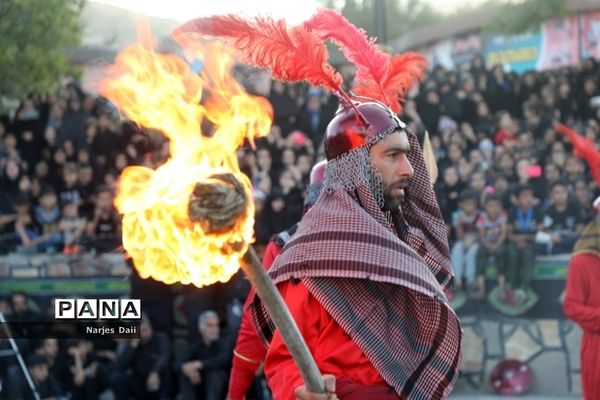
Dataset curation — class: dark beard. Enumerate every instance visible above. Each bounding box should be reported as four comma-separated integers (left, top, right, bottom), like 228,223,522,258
381,187,405,211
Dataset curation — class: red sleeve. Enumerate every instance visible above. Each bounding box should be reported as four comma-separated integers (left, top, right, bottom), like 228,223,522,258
563,253,600,333
262,240,282,269
227,297,266,399
227,240,283,399
264,281,323,400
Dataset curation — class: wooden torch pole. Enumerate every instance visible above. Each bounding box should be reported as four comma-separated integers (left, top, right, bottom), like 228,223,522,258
241,246,325,394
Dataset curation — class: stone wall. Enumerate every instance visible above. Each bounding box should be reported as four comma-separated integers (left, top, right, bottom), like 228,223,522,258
454,316,582,396
450,253,582,396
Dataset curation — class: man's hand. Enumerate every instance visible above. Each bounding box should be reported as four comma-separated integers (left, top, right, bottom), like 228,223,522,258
181,361,203,385
146,371,160,392
294,375,338,400
551,232,562,243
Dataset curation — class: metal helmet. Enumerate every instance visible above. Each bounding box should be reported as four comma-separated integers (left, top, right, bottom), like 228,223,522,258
309,160,327,185
324,100,404,160
304,160,327,210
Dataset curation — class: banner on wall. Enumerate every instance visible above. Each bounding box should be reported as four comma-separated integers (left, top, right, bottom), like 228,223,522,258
580,11,600,60
538,15,580,70
451,33,483,67
415,10,600,73
483,31,541,74
419,33,483,70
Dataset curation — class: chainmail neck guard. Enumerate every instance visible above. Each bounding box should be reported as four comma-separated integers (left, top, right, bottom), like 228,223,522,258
323,126,399,210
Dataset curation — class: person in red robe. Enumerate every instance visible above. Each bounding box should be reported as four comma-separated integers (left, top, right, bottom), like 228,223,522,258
227,161,326,400
563,197,600,400
252,98,462,400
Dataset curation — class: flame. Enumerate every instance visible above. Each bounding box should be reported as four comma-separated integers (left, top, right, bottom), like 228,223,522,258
99,30,272,287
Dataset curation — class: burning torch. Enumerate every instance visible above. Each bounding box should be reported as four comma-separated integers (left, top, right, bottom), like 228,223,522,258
99,27,325,393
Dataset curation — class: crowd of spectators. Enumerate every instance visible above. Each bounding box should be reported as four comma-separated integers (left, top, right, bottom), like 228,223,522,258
1,54,600,398
0,291,245,400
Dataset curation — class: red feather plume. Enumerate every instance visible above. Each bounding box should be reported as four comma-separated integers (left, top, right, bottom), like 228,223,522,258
555,123,600,186
304,9,427,114
304,9,390,103
354,52,427,113
174,15,342,92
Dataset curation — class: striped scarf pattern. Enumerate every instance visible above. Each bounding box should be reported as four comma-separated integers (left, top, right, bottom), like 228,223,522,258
252,130,462,399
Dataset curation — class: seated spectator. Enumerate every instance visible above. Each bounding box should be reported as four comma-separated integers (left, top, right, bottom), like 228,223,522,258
109,315,172,400
277,168,303,223
534,162,562,202
296,92,328,149
435,165,464,230
496,152,516,181
13,197,49,253
260,190,293,241
175,310,232,400
65,339,104,400
85,186,121,253
58,202,86,255
574,179,593,216
506,184,544,305
539,181,585,255
35,338,66,383
475,194,508,299
0,204,18,253
33,160,51,186
1,158,24,213
6,337,68,399
450,190,481,293
77,163,96,203
62,139,77,162
24,354,65,400
9,291,41,323
564,156,585,184
33,188,62,252
492,175,512,210
57,162,82,206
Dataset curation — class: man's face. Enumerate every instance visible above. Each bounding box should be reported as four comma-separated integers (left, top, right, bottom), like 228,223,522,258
370,130,414,211
517,190,535,209
63,171,78,186
461,199,477,215
443,167,459,186
199,315,220,344
40,193,57,210
97,191,112,210
551,184,568,206
11,294,28,315
485,200,502,219
140,321,153,343
545,165,560,182
29,364,48,384
79,168,93,185
40,339,59,359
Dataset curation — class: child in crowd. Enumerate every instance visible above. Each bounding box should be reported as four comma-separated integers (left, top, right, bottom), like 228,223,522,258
33,188,63,252
58,162,82,205
506,184,544,304
539,181,585,255
59,202,86,255
475,194,508,299
451,190,481,293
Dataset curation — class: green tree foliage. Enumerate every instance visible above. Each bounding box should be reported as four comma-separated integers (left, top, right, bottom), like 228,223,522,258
0,0,85,98
484,0,568,35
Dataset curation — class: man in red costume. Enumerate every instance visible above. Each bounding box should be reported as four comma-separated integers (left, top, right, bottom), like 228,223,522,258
227,161,327,400
563,196,600,400
252,101,462,399
175,9,461,399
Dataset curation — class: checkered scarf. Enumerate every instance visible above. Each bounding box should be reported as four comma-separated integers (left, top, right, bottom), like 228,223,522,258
252,130,462,399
